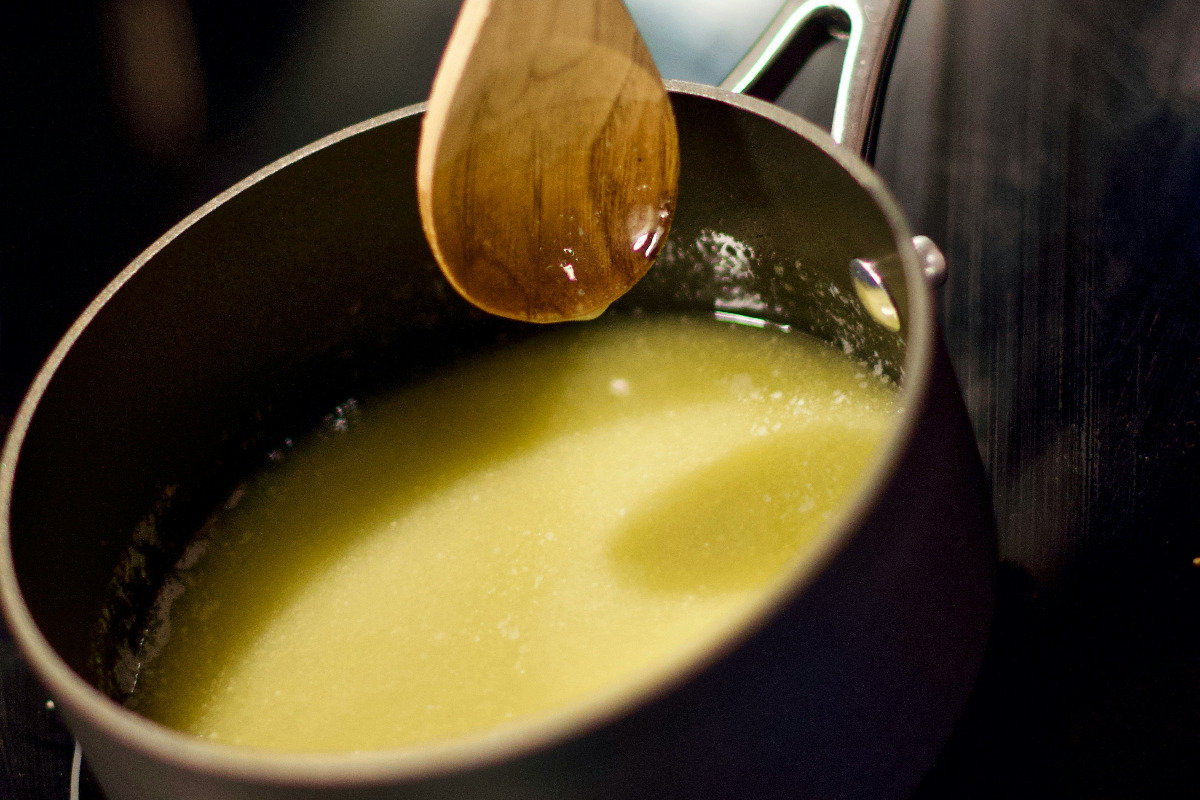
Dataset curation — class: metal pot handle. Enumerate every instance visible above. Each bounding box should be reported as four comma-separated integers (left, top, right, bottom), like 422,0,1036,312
720,0,911,163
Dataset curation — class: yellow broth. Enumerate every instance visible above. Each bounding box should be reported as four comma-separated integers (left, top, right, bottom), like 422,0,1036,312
126,315,898,752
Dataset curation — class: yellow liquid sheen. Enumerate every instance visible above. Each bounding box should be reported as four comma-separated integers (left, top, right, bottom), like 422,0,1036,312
128,316,898,752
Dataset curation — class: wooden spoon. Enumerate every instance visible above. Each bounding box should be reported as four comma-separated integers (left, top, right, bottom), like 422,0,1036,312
417,0,679,323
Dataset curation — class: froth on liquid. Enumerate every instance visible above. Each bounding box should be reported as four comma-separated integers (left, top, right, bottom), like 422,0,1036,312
126,316,898,752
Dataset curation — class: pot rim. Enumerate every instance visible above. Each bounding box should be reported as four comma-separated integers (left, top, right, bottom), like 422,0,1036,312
0,80,933,787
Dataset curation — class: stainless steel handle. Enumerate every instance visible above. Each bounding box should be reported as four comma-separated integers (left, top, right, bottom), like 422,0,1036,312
720,0,911,163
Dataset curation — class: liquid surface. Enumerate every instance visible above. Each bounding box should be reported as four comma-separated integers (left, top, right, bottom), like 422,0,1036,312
128,316,897,752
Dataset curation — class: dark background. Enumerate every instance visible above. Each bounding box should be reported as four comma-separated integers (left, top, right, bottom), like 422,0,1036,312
2,1,1198,797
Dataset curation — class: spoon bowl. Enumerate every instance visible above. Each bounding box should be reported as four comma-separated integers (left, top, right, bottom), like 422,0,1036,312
417,0,679,322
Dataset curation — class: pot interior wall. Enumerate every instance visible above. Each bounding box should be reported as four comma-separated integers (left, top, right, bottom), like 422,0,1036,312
7,93,909,696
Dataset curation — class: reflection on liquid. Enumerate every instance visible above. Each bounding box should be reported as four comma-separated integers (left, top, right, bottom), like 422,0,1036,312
610,428,879,594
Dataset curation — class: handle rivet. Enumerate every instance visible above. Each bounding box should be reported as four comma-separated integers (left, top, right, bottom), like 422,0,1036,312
912,235,947,287
850,257,901,331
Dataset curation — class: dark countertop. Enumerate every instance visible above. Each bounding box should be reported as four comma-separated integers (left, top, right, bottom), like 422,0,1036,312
2,1,1198,797
900,1,1200,796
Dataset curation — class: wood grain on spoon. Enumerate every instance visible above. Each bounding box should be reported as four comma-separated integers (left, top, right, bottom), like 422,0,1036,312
418,0,679,323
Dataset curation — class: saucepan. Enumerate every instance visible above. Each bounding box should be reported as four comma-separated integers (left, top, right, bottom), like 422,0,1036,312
1,1,995,798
